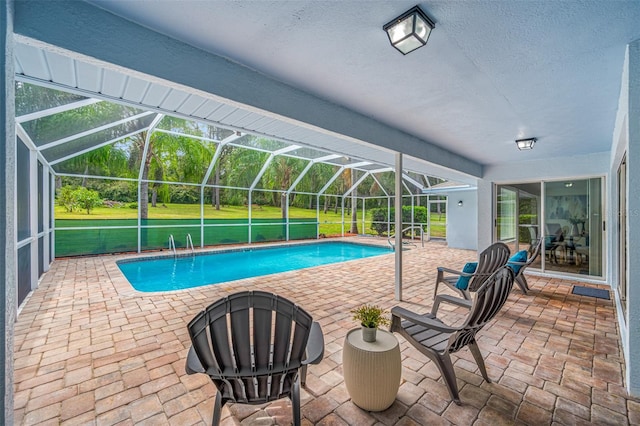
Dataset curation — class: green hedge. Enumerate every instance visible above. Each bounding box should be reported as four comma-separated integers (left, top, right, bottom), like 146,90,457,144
369,206,428,236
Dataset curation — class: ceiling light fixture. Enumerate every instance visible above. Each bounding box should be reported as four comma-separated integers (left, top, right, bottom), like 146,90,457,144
383,5,435,55
515,138,536,150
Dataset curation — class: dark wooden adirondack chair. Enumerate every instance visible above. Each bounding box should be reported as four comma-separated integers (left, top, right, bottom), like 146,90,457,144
433,241,510,301
185,291,324,426
391,266,515,405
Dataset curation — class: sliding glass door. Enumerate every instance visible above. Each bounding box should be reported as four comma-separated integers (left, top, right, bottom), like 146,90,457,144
618,156,627,318
496,178,604,278
544,178,603,277
496,183,541,256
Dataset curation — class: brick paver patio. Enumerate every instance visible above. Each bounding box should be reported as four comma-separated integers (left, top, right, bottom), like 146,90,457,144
13,238,640,425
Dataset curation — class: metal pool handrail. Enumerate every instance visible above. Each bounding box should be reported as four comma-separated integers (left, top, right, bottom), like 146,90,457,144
388,225,426,249
186,234,194,255
168,234,176,257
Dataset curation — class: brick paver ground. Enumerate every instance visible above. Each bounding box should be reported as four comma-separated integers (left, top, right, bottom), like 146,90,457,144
13,238,640,425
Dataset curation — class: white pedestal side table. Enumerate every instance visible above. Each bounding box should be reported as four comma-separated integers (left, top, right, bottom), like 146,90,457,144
342,328,401,411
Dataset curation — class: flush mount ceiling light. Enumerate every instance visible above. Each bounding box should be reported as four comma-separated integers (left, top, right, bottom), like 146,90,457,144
383,5,435,55
515,138,536,150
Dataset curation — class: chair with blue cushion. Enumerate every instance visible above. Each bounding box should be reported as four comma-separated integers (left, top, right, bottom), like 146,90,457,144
392,266,515,405
507,239,541,294
433,242,510,306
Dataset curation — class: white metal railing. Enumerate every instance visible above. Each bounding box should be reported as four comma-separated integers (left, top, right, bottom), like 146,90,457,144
186,233,194,254
388,225,426,249
168,234,176,257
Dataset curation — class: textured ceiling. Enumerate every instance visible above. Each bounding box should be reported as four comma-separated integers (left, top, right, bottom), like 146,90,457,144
86,0,640,167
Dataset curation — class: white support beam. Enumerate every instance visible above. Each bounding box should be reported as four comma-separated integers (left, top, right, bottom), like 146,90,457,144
395,153,403,301
371,174,389,197
286,160,314,194
422,174,433,189
370,167,393,174
38,111,155,151
42,165,50,272
318,166,345,196
249,153,275,191
154,128,236,144
344,161,371,169
200,132,242,186
402,173,426,191
273,145,301,156
15,98,101,123
315,154,342,162
29,149,38,292
137,113,164,252
15,123,50,168
56,172,138,182
343,171,370,198
200,132,242,247
49,127,148,166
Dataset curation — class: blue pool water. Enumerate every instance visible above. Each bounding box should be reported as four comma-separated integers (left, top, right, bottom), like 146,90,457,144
118,242,391,292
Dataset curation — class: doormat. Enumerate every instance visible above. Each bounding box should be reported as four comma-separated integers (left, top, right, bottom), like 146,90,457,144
572,285,610,300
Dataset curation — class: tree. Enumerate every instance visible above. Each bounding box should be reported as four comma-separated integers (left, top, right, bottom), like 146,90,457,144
74,187,103,214
127,120,214,216
57,186,78,212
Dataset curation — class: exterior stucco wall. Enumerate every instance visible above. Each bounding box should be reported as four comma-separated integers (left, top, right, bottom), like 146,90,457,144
445,190,478,250
614,40,640,397
477,152,609,250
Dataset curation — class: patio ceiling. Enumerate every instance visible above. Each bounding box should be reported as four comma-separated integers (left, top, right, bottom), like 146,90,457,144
12,0,640,185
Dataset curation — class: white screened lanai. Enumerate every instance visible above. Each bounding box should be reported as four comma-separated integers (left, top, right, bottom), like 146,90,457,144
15,81,451,305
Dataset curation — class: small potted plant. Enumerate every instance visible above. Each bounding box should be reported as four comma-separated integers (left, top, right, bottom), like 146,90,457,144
351,304,390,343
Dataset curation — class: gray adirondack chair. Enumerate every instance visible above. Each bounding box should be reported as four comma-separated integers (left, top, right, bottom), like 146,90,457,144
508,238,541,294
185,291,324,426
433,241,510,301
391,266,515,405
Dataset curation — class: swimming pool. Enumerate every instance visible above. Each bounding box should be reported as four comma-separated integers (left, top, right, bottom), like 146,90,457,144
117,241,391,292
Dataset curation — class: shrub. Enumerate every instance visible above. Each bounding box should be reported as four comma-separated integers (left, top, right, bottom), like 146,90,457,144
87,180,136,202
168,185,199,204
128,202,138,209
57,186,78,212
369,206,429,236
74,187,103,214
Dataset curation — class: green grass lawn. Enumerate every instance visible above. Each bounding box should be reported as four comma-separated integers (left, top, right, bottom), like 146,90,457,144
54,203,446,238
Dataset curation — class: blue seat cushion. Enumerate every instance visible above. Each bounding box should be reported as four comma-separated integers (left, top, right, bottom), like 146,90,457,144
508,250,529,275
455,262,478,290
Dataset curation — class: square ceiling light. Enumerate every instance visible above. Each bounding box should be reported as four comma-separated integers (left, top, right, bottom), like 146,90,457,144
383,5,435,55
515,138,536,150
